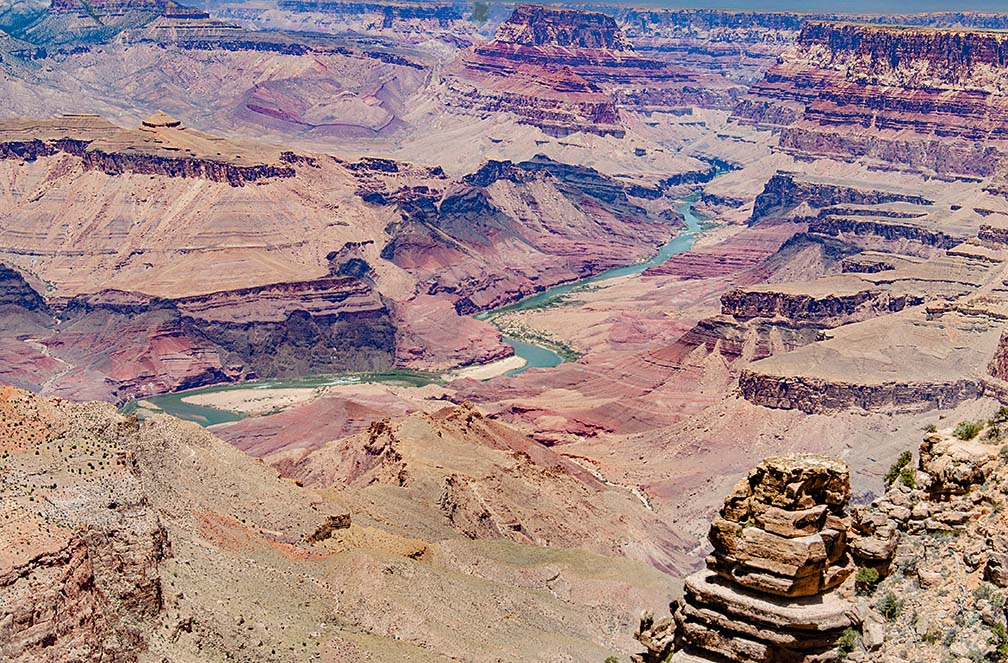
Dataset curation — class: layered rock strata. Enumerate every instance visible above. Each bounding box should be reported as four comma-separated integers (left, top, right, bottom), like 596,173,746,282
734,22,1008,179
636,454,859,662
637,422,1008,663
497,4,632,51
451,4,739,137
0,114,296,186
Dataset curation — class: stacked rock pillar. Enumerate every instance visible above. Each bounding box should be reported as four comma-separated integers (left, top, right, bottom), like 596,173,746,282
671,454,858,663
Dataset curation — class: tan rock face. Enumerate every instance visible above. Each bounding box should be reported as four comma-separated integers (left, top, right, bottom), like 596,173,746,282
710,454,854,599
637,454,859,663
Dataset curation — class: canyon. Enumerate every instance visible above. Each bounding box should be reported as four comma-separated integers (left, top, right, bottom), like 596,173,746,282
4,1,1008,661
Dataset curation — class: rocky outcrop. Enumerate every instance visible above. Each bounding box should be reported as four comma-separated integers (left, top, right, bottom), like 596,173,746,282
0,390,170,662
0,264,48,315
0,525,168,663
721,288,922,326
496,5,632,51
834,423,1008,660
635,424,1008,663
751,173,932,225
990,329,1008,382
636,454,859,662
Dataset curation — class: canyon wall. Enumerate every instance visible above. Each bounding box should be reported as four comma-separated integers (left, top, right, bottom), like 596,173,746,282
734,22,1008,179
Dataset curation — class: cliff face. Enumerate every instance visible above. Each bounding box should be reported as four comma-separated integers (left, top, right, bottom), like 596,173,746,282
721,288,923,327
798,22,1008,91
734,22,1008,179
450,4,741,137
0,117,297,187
496,5,632,51
0,264,48,315
0,389,169,663
48,276,395,402
276,0,461,26
751,173,932,225
48,0,167,14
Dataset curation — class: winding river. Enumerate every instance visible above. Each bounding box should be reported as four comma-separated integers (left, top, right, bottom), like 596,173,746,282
124,197,707,424
480,197,705,375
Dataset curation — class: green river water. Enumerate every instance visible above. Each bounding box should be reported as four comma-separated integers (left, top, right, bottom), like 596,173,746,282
123,198,707,425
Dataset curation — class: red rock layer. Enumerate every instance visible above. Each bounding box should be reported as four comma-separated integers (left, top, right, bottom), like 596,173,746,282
733,22,1008,178
450,5,739,136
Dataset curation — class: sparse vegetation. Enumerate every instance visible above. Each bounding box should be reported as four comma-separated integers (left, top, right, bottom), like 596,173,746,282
991,623,1008,662
855,566,880,595
899,465,916,488
876,592,904,621
954,420,983,441
837,627,859,656
885,450,914,487
975,582,1006,611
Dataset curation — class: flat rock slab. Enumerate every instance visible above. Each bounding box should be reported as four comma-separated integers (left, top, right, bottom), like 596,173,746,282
684,571,854,633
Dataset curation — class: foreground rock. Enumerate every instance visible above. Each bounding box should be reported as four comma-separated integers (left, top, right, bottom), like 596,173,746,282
636,414,1008,663
636,454,870,662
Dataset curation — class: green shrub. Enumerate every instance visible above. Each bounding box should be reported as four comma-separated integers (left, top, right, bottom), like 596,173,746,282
884,450,914,487
954,420,983,441
876,592,904,621
975,581,1007,611
604,658,620,663
899,465,916,488
834,628,858,652
837,627,859,656
995,406,1008,424
991,623,1008,662
924,423,938,433
855,566,880,595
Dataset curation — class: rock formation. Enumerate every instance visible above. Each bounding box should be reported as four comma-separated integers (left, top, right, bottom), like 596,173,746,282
734,21,1008,180
496,5,632,51
636,418,1008,663
0,114,297,186
636,454,861,662
450,4,741,137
